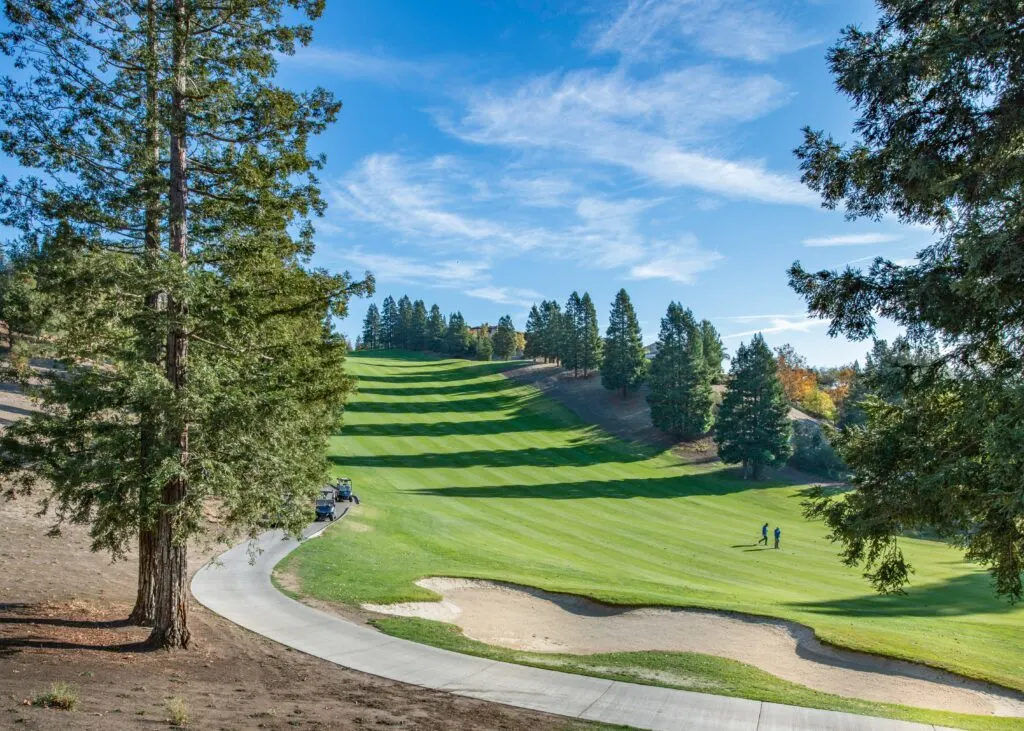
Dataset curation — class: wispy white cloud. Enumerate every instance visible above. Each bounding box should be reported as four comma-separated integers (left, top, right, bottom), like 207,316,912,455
442,66,814,205
284,46,446,85
501,174,578,208
465,286,543,308
327,152,725,298
328,154,547,256
335,250,490,289
803,233,903,247
589,0,819,63
722,313,825,340
629,239,724,283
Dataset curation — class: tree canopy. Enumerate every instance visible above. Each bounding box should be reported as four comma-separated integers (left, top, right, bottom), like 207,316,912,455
791,0,1024,598
715,335,792,479
601,289,646,397
0,0,371,646
493,315,517,360
646,303,714,439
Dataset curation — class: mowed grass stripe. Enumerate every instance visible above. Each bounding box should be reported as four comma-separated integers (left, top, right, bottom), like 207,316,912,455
283,351,1024,692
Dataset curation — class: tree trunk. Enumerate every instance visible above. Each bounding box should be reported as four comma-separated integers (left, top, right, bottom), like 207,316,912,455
622,384,627,399
150,0,191,650
129,528,157,624
130,0,161,629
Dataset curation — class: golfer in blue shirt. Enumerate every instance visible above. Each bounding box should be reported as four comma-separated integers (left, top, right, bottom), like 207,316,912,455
774,526,781,549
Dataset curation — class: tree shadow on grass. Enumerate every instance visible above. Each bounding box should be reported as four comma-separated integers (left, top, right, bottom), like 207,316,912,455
355,382,518,397
344,394,525,414
412,474,758,500
329,443,647,470
339,418,575,438
355,362,516,384
789,572,1018,618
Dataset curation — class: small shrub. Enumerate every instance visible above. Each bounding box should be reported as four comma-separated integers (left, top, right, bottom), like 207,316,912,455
166,697,189,727
33,681,78,710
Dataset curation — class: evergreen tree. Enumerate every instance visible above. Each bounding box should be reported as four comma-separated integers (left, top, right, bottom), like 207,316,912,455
562,292,582,376
361,303,381,350
493,315,517,360
397,295,413,349
474,324,493,361
426,304,446,351
579,292,602,376
601,289,646,397
446,312,471,356
791,2,1024,597
411,299,428,350
524,305,543,360
715,334,792,479
0,0,371,647
540,300,563,364
380,296,398,349
646,303,714,439
0,246,51,351
700,320,726,383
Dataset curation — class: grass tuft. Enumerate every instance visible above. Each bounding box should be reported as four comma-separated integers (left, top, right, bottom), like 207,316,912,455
166,697,189,727
32,681,78,710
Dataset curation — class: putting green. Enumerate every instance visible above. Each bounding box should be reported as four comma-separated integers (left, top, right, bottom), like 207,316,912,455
283,351,1023,694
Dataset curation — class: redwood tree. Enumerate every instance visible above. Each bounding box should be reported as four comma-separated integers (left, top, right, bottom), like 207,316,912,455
0,0,371,648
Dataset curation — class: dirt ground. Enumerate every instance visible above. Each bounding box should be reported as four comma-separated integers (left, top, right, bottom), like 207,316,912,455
0,377,600,731
365,578,1024,718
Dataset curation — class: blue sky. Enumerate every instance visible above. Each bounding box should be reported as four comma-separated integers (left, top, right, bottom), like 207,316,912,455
279,0,926,366
4,1,928,366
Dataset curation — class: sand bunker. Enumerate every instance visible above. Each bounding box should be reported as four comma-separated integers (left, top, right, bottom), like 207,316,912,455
363,578,1024,717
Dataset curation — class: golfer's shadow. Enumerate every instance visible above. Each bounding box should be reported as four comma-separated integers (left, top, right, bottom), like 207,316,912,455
730,543,771,552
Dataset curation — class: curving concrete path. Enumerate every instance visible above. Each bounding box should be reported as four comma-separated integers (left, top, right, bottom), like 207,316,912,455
191,525,960,731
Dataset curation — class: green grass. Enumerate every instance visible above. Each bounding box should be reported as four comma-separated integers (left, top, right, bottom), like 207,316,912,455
280,351,1024,703
374,616,1020,731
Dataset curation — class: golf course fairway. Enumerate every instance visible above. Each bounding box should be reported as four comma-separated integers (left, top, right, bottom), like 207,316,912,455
279,351,1023,720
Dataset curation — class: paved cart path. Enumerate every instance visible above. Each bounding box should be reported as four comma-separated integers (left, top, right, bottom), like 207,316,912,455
191,525,960,731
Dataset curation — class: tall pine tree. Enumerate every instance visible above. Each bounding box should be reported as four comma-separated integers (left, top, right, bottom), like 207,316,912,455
362,303,381,350
715,334,792,479
646,303,714,439
579,292,602,376
601,289,646,397
446,312,471,356
539,300,563,364
493,315,517,360
411,299,428,350
396,295,413,349
700,320,726,384
0,0,372,647
562,292,582,376
380,296,398,349
426,304,446,351
524,304,543,360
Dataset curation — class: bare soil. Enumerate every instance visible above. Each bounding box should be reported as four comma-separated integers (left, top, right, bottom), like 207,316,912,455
366,578,1024,718
0,376,598,731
